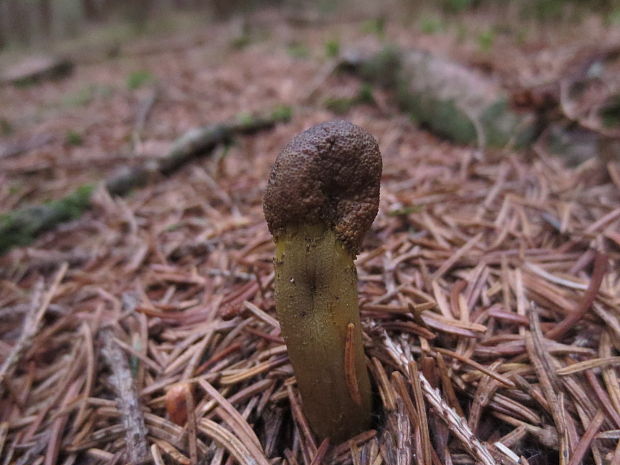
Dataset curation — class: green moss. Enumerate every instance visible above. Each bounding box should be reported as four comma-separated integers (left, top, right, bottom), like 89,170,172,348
357,83,375,104
419,16,444,34
441,0,475,13
0,184,94,254
477,29,496,53
234,106,292,132
354,46,537,148
607,8,620,25
325,84,376,115
62,84,114,108
63,86,94,107
396,79,535,148
600,95,620,128
359,46,402,87
230,34,251,50
324,39,340,58
286,41,310,59
387,205,425,216
127,70,154,90
60,185,95,218
455,23,469,41
0,118,13,136
397,80,477,144
361,17,386,38
325,97,355,114
13,77,38,88
65,130,84,146
270,105,293,122
480,99,537,148
236,112,255,126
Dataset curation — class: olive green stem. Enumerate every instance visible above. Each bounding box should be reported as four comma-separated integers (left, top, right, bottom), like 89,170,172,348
274,223,372,441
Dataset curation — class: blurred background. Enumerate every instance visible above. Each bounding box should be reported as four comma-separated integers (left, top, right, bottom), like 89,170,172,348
2,0,620,52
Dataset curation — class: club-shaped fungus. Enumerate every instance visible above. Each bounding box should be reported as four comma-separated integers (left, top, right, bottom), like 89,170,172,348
263,120,382,441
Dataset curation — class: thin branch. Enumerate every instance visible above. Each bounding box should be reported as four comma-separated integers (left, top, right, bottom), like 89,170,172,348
100,327,150,465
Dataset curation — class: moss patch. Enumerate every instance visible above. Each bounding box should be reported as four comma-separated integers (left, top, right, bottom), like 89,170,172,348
0,184,94,254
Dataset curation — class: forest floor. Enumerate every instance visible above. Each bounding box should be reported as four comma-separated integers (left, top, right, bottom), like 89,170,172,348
0,7,619,465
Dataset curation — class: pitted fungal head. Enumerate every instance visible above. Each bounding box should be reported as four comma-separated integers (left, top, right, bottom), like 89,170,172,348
263,120,381,255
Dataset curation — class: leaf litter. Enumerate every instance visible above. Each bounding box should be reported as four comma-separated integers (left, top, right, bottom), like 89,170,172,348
0,9,619,465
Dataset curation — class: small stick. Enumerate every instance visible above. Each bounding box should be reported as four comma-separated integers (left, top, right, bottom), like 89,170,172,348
408,362,432,465
185,385,198,465
132,87,159,151
100,327,150,465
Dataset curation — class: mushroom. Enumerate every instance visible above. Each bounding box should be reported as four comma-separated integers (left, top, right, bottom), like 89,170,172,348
263,120,382,441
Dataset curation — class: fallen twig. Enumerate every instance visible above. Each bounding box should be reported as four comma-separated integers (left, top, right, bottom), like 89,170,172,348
100,327,150,465
132,87,160,152
0,106,291,255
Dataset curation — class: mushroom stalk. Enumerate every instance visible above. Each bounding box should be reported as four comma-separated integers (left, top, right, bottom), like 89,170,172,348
274,223,372,440
264,120,382,441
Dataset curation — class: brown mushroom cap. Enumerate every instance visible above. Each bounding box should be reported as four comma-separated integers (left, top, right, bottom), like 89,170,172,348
263,120,382,255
